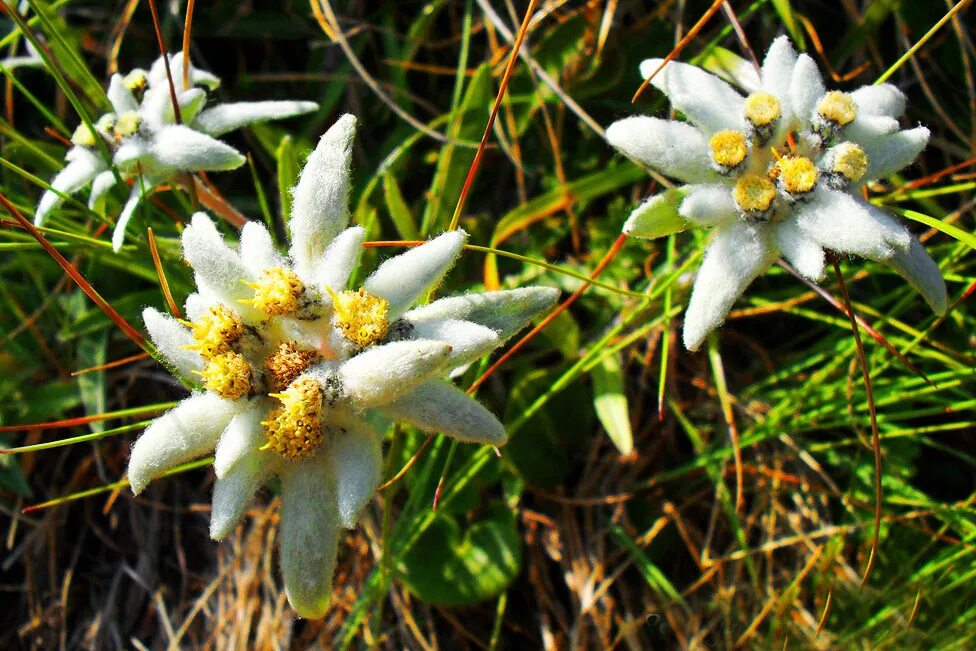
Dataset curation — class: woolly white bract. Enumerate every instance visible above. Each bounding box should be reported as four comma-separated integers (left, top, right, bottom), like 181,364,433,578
607,36,947,351
129,115,558,619
34,52,318,251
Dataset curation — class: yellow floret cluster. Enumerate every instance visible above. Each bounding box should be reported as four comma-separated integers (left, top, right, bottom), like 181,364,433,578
261,377,326,460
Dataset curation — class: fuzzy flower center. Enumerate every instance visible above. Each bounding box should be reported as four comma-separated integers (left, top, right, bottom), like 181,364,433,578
743,92,782,127
733,175,776,214
830,142,869,183
264,341,321,393
326,287,390,348
197,351,252,399
114,112,142,139
184,304,246,359
709,130,749,170
775,156,820,195
244,267,305,316
122,69,148,98
262,377,325,460
816,91,856,127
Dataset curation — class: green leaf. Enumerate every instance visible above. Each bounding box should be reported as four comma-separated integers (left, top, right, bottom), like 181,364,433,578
398,502,521,606
276,135,300,224
592,351,633,455
900,209,976,250
382,172,418,239
698,46,759,89
623,188,688,240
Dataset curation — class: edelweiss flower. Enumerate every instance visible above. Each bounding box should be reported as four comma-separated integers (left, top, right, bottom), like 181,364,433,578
608,36,947,350
128,115,558,618
35,52,318,251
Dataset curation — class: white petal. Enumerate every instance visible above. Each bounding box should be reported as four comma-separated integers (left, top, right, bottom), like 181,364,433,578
683,222,776,351
789,54,825,124
149,125,246,172
403,287,558,344
639,58,744,133
182,212,251,305
885,235,948,314
113,138,151,168
337,339,453,407
862,127,929,180
35,150,103,225
622,189,688,239
408,318,499,368
850,84,906,118
792,188,908,260
760,36,797,108
327,419,382,529
280,457,339,619
149,52,220,91
289,114,357,279
316,226,364,292
88,170,118,209
213,401,269,478
184,291,219,322
382,379,506,445
143,307,204,376
111,184,144,252
193,100,319,137
239,221,285,276
843,114,899,146
606,116,718,183
177,88,209,125
364,230,467,319
679,184,738,225
773,218,825,281
127,393,241,495
210,450,271,540
107,74,138,113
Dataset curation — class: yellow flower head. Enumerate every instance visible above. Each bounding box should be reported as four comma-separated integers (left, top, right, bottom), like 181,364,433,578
709,130,749,170
244,267,305,316
743,92,782,128
262,377,326,460
264,341,321,393
122,69,148,99
325,287,390,348
776,156,820,195
185,304,246,359
113,112,143,139
733,174,776,214
197,351,252,399
816,91,857,127
830,142,869,183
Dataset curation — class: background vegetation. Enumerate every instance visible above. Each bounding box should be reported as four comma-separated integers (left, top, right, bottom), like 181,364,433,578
1,0,974,648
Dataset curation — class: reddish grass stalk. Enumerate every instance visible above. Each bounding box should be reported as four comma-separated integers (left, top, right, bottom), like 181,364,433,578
147,227,182,318
71,352,149,376
146,0,182,124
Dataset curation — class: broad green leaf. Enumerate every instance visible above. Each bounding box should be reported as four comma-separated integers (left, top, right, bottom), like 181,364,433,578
276,135,300,223
382,172,418,239
623,188,688,240
699,46,760,90
592,351,633,455
398,503,521,606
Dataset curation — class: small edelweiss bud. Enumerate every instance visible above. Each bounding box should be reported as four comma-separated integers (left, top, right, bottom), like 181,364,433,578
732,174,776,218
325,287,390,348
264,341,321,393
826,142,869,188
122,69,148,100
261,377,326,460
183,304,246,359
244,267,305,316
96,114,117,138
113,111,143,140
775,156,819,199
743,92,781,141
197,351,252,399
814,91,857,137
70,124,97,148
708,130,749,174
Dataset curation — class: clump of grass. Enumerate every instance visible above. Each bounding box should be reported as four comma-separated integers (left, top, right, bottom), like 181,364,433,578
1,0,974,648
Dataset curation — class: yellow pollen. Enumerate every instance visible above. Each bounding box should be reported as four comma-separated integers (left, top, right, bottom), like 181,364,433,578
743,92,782,127
831,142,869,182
776,156,820,195
708,130,749,169
196,351,252,399
264,341,321,393
70,124,97,148
123,69,148,96
325,286,390,348
244,267,305,316
733,175,776,213
817,91,857,126
185,304,245,359
261,377,325,460
113,112,142,139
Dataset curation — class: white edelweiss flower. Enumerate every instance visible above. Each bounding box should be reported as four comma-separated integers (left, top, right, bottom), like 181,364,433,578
607,35,947,351
34,52,318,253
129,114,558,619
